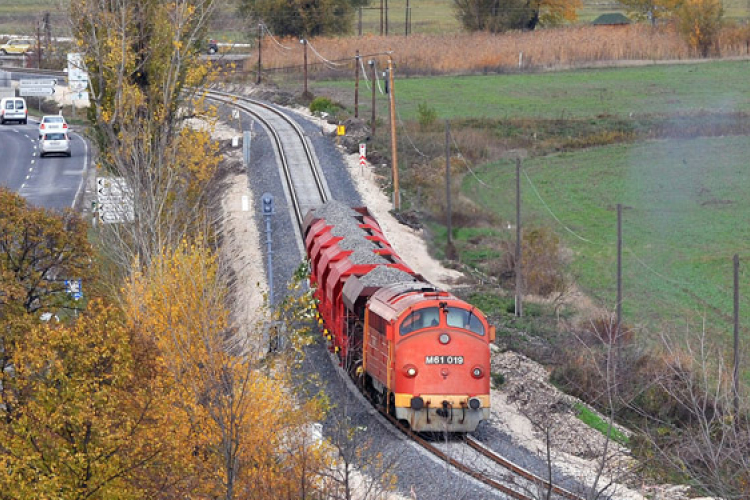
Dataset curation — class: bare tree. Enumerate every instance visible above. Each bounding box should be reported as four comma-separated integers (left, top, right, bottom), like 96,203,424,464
69,0,222,277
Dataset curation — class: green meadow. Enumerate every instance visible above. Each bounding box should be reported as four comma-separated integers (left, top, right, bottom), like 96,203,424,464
467,137,750,341
322,60,750,344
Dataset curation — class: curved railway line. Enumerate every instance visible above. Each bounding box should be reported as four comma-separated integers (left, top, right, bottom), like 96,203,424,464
4,67,592,500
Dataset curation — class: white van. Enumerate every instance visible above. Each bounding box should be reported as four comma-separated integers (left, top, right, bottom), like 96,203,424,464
0,97,28,125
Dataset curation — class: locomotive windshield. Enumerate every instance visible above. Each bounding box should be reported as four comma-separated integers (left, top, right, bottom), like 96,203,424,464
399,307,440,336
446,308,485,335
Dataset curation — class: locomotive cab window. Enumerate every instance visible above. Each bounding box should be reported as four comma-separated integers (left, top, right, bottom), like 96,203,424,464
400,307,440,336
446,308,485,335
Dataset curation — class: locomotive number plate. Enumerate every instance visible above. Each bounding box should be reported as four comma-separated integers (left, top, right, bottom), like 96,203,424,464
425,355,464,365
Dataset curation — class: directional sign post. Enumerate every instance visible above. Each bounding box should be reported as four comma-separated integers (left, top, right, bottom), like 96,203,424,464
19,79,55,97
96,177,135,224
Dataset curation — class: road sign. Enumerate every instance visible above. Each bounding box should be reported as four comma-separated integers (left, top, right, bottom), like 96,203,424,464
337,125,345,136
69,79,87,92
97,177,135,224
359,143,367,168
19,87,55,96
65,279,83,301
72,91,88,101
20,79,56,87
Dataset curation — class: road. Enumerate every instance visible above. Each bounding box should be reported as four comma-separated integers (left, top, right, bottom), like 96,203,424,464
0,121,87,210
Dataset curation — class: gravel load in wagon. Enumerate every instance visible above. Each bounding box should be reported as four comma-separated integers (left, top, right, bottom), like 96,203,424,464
358,266,422,288
311,200,360,224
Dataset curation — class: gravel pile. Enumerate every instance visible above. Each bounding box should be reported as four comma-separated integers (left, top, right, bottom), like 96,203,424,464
357,266,422,288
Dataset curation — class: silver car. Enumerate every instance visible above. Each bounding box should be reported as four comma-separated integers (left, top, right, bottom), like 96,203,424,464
39,132,71,157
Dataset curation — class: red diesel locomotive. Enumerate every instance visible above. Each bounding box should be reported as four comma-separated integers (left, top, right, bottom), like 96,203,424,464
302,201,495,433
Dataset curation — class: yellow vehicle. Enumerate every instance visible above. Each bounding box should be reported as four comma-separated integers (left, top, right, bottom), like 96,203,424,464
0,39,34,55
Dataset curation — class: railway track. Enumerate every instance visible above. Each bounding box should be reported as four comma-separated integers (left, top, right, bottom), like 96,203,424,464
202,88,330,231
1,69,591,499
376,403,587,500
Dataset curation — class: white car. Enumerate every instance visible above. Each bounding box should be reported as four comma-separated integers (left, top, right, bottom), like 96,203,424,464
39,132,71,157
0,97,28,125
38,115,68,138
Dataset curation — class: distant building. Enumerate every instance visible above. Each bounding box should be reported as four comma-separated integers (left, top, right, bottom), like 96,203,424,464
591,13,632,26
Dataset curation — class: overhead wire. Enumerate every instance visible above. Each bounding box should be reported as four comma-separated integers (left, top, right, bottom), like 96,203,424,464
306,40,347,68
395,104,428,158
261,23,293,51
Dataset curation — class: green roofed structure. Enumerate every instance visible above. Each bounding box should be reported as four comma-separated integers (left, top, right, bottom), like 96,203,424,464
592,13,631,25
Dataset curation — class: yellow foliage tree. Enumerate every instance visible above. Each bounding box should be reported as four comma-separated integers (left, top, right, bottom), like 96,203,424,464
676,0,723,56
69,0,223,276
0,300,193,500
124,239,332,500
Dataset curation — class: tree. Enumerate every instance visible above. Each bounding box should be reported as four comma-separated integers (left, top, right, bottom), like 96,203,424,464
239,0,355,37
0,187,92,316
453,0,580,33
676,0,723,56
69,0,222,277
617,0,683,23
0,300,192,500
123,239,331,500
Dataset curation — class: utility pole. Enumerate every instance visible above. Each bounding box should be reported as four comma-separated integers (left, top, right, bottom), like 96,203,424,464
36,22,41,68
446,120,452,248
257,23,263,84
515,158,523,317
385,0,389,35
405,0,410,36
388,56,399,210
616,203,622,345
354,50,360,118
369,60,376,138
733,254,740,421
380,0,384,35
301,38,308,96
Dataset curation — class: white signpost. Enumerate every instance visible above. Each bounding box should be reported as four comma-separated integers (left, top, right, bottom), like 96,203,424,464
67,53,89,112
19,79,56,97
96,177,135,224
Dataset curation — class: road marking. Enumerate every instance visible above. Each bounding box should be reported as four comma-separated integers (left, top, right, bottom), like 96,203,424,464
25,175,30,180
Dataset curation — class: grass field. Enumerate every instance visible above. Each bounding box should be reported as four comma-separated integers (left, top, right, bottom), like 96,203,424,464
318,59,750,349
3,0,750,38
322,60,750,121
465,136,750,343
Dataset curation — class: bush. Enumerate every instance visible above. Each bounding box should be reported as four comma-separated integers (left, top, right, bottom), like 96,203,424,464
309,97,337,115
491,371,506,389
417,101,438,130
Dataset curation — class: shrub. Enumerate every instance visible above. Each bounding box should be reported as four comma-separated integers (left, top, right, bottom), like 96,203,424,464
495,226,569,297
310,96,337,115
491,371,506,389
417,101,438,130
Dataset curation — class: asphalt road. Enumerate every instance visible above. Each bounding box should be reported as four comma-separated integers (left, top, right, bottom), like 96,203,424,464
0,120,87,210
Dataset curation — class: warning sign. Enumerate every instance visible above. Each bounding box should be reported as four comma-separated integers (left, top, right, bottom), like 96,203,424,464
337,125,346,136
359,143,367,168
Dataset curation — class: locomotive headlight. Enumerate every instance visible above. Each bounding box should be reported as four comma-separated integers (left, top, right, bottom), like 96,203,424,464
404,365,418,377
439,333,450,345
471,366,484,379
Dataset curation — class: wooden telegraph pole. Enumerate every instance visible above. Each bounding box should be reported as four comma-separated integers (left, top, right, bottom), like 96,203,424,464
380,0,384,35
515,158,523,317
733,254,740,420
302,39,308,96
446,121,452,247
354,50,360,118
257,23,263,84
369,60,376,138
616,203,622,346
388,56,399,210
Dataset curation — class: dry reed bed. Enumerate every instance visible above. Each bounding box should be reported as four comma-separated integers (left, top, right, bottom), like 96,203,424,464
253,25,750,78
